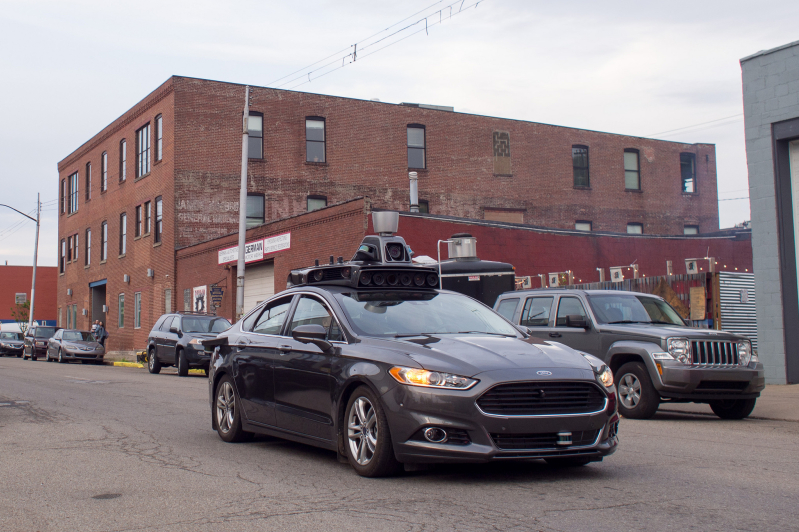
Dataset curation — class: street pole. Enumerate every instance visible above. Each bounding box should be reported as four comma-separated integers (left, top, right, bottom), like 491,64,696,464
28,193,40,331
235,86,250,321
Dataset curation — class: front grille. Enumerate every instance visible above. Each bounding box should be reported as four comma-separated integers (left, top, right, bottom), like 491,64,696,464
477,381,606,416
691,341,739,365
696,380,749,391
444,429,470,445
491,430,600,450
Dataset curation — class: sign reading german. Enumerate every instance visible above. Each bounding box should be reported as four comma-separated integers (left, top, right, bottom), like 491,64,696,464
217,232,290,265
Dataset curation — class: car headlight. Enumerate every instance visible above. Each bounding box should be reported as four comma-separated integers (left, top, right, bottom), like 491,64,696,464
737,340,752,366
578,353,614,388
667,338,692,364
389,366,478,390
188,338,203,345
0,343,7,348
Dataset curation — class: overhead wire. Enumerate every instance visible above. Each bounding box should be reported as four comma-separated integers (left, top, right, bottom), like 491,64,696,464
646,113,744,138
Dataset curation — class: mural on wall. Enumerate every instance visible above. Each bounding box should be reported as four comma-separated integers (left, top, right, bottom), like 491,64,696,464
193,285,208,313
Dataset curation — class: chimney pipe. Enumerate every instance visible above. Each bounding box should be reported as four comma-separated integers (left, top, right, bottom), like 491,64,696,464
409,171,419,213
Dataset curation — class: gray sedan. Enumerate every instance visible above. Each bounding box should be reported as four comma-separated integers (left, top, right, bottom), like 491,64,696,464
46,329,105,364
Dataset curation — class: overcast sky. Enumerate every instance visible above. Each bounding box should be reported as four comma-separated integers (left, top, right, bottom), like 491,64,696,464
1,0,797,267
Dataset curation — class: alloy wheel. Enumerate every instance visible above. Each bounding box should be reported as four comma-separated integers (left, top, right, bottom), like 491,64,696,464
58,349,63,363
216,382,236,434
149,352,155,371
618,373,641,408
347,396,378,466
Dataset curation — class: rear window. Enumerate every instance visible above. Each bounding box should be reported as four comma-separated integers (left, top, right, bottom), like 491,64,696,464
181,317,231,333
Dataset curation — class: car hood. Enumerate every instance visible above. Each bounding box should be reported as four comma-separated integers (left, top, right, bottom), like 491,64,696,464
597,323,746,341
1,340,23,346
376,334,594,377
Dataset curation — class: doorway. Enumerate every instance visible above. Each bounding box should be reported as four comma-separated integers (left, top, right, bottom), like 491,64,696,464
90,279,107,327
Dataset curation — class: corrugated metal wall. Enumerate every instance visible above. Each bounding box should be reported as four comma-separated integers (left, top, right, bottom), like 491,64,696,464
718,272,757,348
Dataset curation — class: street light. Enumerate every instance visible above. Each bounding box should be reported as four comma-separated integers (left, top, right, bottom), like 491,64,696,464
0,193,40,332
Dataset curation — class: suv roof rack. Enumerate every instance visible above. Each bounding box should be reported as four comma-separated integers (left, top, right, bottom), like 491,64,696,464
175,311,218,316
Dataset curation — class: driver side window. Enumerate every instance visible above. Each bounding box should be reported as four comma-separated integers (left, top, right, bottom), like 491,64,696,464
289,296,343,342
555,297,588,327
251,296,294,336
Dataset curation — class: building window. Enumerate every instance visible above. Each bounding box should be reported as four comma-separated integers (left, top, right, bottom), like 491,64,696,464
627,223,643,234
154,196,163,243
102,151,108,191
101,221,108,261
184,289,191,311
67,303,72,329
484,208,524,224
624,149,640,190
407,125,426,169
60,179,66,214
58,307,62,328
306,118,325,162
165,289,172,314
85,162,91,200
307,195,327,212
248,112,263,159
67,235,73,263
246,194,264,227
418,199,429,214
119,140,127,182
135,205,142,237
572,145,590,187
68,172,79,214
85,228,91,266
74,233,78,261
575,221,592,231
118,293,125,328
493,131,511,175
680,152,696,193
119,213,127,255
144,201,151,234
155,114,163,162
60,239,65,274
136,124,150,178
134,292,142,329
71,305,77,330
684,225,699,235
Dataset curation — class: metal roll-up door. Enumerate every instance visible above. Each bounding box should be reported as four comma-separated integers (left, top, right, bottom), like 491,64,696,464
243,260,275,314
719,272,757,348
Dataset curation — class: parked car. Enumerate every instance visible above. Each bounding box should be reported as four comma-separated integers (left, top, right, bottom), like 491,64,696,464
146,312,232,376
23,325,60,361
494,289,765,420
45,329,105,364
0,331,25,357
204,260,620,478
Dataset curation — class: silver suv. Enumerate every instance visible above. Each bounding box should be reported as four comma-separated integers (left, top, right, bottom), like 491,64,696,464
495,289,765,420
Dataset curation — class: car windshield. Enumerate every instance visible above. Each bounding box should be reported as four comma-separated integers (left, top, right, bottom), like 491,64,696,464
337,291,519,338
1,332,22,340
63,331,94,342
34,327,57,338
181,317,232,333
587,294,685,326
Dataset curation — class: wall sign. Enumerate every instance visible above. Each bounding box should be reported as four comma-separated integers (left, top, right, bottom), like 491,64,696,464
15,293,27,305
218,232,291,265
689,286,706,320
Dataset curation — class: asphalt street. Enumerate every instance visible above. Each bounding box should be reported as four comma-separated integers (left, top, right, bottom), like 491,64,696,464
0,357,796,532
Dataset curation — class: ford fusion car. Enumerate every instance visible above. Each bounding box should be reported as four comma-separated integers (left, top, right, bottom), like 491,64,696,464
205,214,619,477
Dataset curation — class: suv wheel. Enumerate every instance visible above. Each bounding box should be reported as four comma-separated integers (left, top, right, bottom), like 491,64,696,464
148,348,161,374
344,386,402,477
616,362,660,419
709,398,756,420
177,349,189,377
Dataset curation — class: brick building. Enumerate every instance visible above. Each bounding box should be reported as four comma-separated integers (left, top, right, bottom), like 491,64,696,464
57,76,722,355
0,265,58,330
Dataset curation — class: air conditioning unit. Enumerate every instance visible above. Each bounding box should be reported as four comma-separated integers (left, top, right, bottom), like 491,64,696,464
123,274,130,283
82,308,88,316
102,305,108,312
66,288,73,296
146,268,154,278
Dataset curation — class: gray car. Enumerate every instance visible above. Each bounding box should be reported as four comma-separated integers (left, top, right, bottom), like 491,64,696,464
46,329,105,364
494,289,765,420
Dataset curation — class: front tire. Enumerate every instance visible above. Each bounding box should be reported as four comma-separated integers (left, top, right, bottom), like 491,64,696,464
345,386,401,477
710,398,756,420
616,362,660,419
215,375,251,442
57,349,65,363
148,348,161,374
177,350,188,377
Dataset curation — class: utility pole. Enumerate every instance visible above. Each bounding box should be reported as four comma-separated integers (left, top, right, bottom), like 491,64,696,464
29,193,40,331
235,86,250,321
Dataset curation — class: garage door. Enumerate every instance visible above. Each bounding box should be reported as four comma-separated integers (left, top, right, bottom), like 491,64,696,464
243,260,275,314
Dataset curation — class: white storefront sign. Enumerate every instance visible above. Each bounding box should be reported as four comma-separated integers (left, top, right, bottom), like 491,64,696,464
264,232,291,255
218,232,291,265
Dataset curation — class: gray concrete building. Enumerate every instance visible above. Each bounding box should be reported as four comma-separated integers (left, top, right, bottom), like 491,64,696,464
741,40,799,384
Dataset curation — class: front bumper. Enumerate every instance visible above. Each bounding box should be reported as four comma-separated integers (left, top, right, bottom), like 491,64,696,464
64,348,105,360
0,346,24,355
185,344,211,367
655,361,765,401
381,368,619,464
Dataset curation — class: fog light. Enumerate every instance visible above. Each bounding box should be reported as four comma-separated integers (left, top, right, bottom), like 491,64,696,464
423,427,448,443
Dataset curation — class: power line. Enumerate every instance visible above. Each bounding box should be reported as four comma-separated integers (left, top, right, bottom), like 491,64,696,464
646,113,743,137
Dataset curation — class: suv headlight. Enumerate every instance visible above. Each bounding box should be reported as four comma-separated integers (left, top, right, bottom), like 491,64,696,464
188,338,202,345
389,366,478,390
667,338,692,364
737,340,752,366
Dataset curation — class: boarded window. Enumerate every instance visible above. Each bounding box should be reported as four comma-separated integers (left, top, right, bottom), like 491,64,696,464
493,131,511,175
484,208,524,223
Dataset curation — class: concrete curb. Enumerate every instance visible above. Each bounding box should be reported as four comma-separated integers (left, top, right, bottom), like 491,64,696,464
108,361,206,375
659,407,797,423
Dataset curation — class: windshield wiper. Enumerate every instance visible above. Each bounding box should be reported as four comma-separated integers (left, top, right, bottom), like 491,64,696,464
393,333,435,338
607,320,649,324
457,331,516,337
649,320,682,325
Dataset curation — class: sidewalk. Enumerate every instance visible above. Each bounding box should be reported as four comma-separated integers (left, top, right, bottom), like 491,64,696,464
659,384,799,421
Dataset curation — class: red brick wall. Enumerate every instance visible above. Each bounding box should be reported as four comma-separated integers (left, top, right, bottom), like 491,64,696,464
393,214,753,284
56,79,176,353
0,266,58,323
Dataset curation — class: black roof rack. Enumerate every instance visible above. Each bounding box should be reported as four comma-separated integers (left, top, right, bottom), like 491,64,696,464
175,310,218,316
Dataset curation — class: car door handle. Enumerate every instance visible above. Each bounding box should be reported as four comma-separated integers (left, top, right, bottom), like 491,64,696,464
278,345,292,354
549,332,562,338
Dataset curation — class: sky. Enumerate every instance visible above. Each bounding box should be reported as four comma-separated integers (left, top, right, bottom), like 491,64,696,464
1,0,797,267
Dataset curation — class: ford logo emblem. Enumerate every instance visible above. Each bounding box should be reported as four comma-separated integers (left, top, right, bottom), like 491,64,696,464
536,370,552,376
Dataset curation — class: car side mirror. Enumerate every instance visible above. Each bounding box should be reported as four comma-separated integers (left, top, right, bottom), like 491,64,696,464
565,315,590,329
292,324,333,352
169,326,180,336
514,324,532,336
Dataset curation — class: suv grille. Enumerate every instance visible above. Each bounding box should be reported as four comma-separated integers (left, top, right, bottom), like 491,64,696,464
491,430,600,450
476,381,606,416
691,341,739,366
